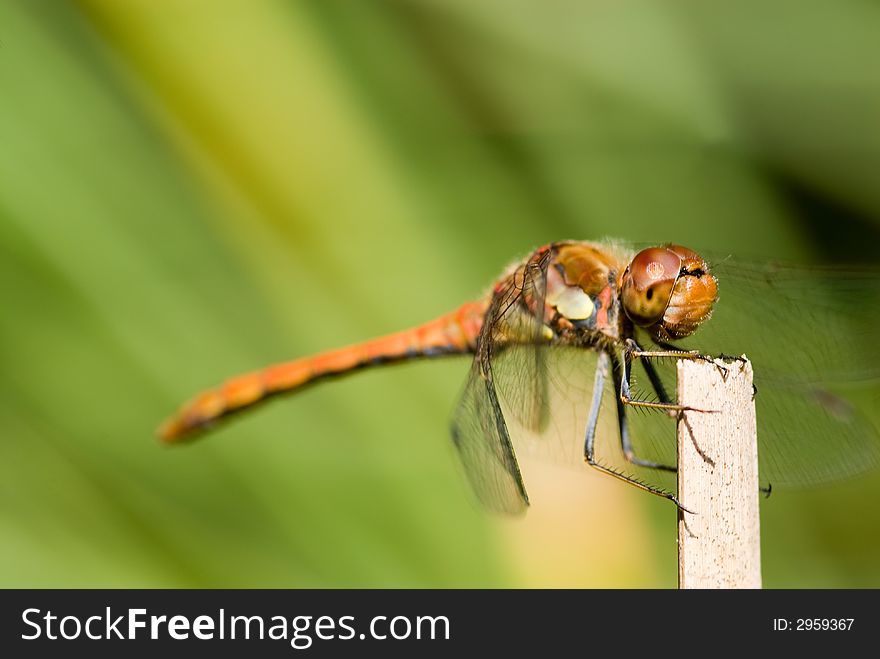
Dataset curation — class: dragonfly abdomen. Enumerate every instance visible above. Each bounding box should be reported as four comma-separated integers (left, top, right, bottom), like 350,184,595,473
157,300,488,443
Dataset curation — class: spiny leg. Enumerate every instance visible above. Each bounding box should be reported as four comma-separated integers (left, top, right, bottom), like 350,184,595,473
584,351,690,511
640,356,672,405
620,339,717,415
620,341,701,414
640,352,677,419
651,339,748,381
610,353,676,473
625,337,707,362
654,339,750,366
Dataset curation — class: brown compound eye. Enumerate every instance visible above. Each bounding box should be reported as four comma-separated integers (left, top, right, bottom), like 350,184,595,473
620,247,683,327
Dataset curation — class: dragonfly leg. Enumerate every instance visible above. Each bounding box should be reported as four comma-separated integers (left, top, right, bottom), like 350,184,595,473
584,351,691,511
652,340,749,381
641,356,673,405
610,354,676,473
621,340,717,415
625,337,708,363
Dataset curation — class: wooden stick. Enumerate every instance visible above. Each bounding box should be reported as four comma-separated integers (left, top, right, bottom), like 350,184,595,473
677,357,761,589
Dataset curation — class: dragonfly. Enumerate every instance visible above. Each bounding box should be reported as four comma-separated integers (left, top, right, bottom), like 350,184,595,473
158,241,880,513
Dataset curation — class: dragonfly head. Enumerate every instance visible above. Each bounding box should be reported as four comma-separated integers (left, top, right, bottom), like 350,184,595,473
621,245,718,341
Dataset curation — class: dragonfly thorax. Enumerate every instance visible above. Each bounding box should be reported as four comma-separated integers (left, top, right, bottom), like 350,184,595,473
544,242,626,344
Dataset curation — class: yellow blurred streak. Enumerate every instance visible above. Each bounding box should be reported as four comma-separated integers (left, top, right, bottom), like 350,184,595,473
79,0,420,260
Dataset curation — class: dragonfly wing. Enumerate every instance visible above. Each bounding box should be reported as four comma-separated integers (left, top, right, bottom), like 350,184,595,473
489,250,553,432
753,380,880,487
499,345,598,467
501,340,685,497
705,257,880,384
660,256,880,487
451,361,529,514
450,250,552,513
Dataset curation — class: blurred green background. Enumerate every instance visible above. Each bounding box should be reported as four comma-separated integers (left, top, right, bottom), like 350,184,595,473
2,0,879,588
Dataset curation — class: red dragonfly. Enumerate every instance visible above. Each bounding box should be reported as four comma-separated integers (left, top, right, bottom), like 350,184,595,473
158,241,880,513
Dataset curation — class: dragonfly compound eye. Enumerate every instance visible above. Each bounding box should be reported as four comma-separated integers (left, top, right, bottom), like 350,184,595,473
621,245,718,340
621,247,681,327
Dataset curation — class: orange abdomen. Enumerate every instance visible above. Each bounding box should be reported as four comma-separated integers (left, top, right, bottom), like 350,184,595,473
157,300,488,443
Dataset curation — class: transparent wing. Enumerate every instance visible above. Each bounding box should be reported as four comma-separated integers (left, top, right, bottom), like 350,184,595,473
450,251,551,512
655,256,880,487
501,344,678,498
491,251,553,432
750,380,879,487
706,257,880,384
451,361,529,514
498,345,598,468
455,340,683,508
